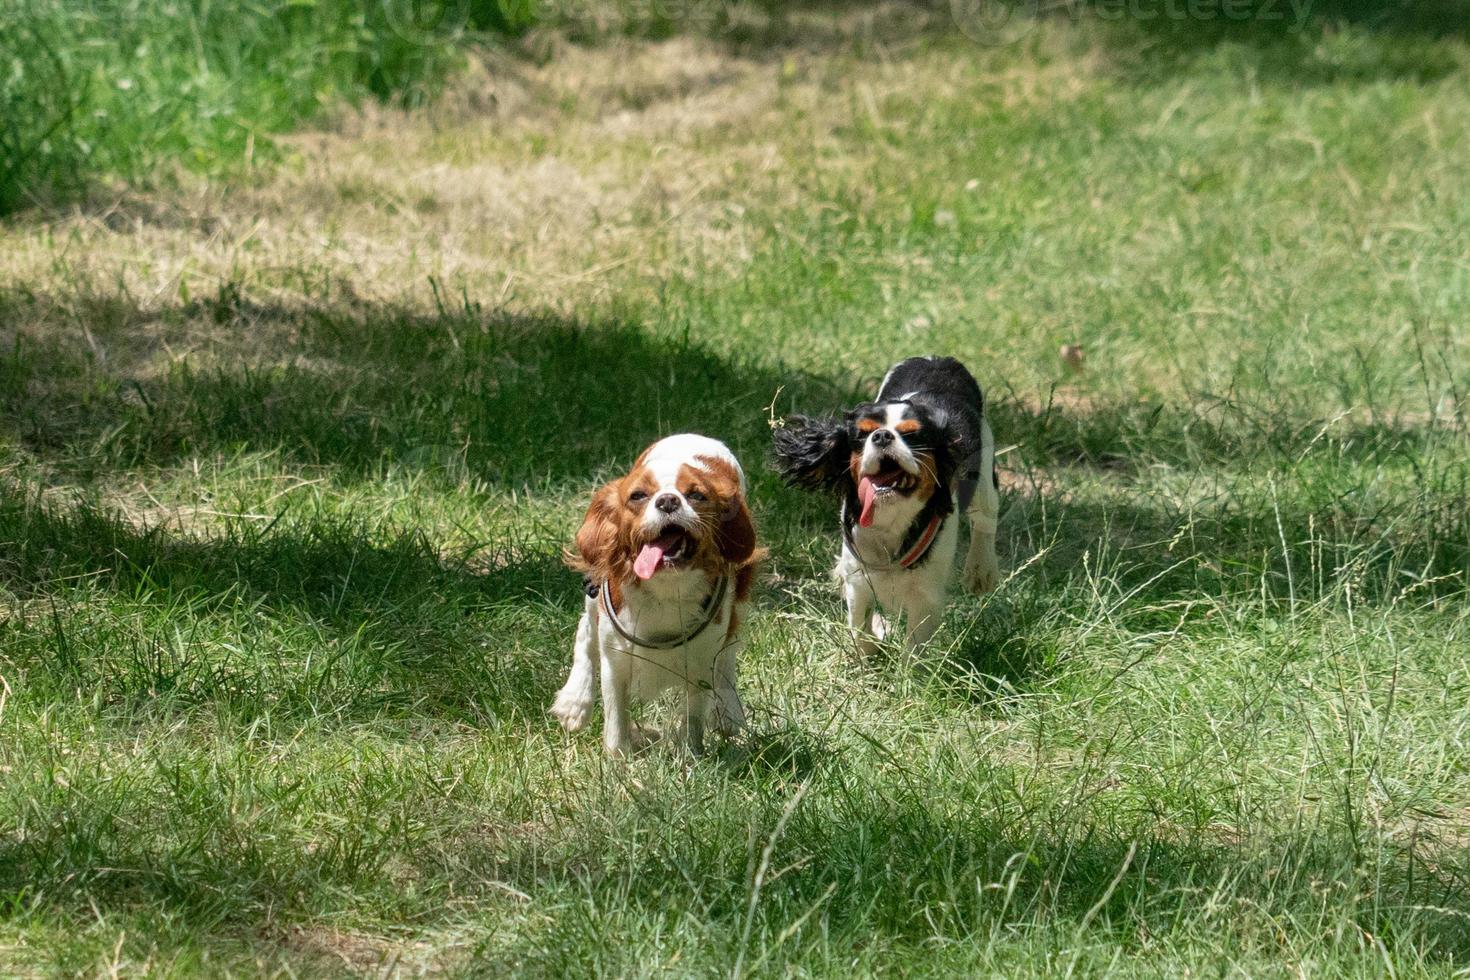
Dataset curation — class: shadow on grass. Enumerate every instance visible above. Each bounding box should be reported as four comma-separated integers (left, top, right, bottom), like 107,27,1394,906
678,0,1469,89
0,492,575,725
723,719,830,783
1079,0,1470,87
0,285,848,487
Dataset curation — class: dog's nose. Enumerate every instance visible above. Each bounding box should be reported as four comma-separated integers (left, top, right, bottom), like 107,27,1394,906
654,493,682,514
870,428,895,447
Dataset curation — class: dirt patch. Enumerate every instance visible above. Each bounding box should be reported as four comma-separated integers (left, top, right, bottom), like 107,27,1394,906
1392,807,1470,861
274,925,454,976
997,465,1071,500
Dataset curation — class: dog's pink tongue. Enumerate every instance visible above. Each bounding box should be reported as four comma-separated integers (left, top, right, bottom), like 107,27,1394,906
634,531,681,580
634,541,667,580
857,476,878,527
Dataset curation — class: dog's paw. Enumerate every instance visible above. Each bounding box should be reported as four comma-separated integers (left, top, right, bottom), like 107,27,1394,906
710,696,746,738
965,558,1001,596
550,691,592,732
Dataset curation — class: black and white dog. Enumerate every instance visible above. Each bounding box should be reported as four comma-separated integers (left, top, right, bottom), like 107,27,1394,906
772,356,1000,652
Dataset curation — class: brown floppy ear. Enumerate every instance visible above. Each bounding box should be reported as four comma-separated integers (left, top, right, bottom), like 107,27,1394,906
565,481,622,575
717,495,759,566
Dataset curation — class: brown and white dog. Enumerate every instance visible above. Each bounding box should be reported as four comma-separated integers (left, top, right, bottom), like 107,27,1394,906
551,434,762,756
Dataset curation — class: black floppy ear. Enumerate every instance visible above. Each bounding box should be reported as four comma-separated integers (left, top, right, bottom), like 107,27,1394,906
926,407,962,517
770,415,851,491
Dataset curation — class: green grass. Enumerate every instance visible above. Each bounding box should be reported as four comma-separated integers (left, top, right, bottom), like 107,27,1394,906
0,0,538,213
2,2,1470,975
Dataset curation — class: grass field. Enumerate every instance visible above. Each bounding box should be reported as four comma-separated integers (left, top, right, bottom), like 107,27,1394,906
2,2,1470,975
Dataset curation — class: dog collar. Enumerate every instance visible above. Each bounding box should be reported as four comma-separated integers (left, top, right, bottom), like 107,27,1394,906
897,515,944,567
598,575,729,649
843,512,945,571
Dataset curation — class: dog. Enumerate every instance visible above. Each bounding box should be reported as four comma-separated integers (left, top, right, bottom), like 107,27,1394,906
772,356,1000,652
551,434,762,756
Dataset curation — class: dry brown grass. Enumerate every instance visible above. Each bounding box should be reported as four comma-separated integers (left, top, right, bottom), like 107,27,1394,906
0,8,1100,334
275,924,451,976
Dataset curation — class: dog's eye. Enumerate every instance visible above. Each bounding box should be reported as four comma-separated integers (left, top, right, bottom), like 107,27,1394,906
687,490,707,502
628,490,648,502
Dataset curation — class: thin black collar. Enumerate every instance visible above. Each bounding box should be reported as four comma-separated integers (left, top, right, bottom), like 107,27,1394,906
598,575,729,649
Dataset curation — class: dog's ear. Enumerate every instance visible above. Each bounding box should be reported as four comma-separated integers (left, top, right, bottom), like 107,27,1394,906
771,415,851,491
717,495,759,566
950,409,988,477
565,480,623,575
930,408,971,516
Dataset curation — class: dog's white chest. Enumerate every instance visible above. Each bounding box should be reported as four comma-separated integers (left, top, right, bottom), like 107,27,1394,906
598,579,732,700
837,518,960,608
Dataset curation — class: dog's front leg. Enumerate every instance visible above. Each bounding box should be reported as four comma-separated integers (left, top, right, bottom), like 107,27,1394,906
551,604,598,732
904,599,944,651
964,418,1002,596
904,569,949,651
845,579,880,656
683,685,710,756
711,640,746,737
600,645,633,757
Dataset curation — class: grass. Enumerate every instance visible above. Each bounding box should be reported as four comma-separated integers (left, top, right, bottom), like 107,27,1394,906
0,0,534,214
2,1,1470,974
